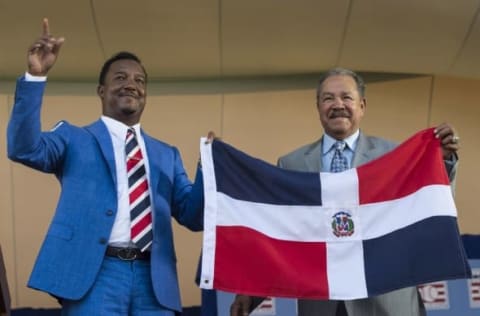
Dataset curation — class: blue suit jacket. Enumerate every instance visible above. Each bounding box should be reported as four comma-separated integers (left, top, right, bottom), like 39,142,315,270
7,78,204,312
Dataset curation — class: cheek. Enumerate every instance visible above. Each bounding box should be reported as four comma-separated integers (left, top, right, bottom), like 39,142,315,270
346,105,360,116
318,104,330,116
318,110,327,122
137,83,146,93
350,111,363,123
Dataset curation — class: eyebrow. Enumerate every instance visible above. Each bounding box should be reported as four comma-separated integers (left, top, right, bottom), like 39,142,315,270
112,70,146,77
321,91,353,96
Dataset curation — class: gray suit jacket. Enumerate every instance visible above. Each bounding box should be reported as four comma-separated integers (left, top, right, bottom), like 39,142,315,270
276,132,426,316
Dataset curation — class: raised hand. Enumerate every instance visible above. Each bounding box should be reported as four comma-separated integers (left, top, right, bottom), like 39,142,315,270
434,122,460,160
27,18,65,76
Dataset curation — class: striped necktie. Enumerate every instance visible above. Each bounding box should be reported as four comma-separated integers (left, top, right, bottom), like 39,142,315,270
330,141,349,173
125,128,153,252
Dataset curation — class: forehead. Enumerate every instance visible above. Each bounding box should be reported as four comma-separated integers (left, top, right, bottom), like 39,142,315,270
107,59,145,76
320,75,358,94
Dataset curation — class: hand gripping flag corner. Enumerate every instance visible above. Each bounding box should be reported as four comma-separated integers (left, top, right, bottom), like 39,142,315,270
199,128,471,300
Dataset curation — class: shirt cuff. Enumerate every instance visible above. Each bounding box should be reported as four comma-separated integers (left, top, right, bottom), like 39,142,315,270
25,72,47,82
445,152,458,163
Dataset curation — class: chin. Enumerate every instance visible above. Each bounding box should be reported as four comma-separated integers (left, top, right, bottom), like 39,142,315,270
329,122,350,131
327,126,351,138
120,103,141,113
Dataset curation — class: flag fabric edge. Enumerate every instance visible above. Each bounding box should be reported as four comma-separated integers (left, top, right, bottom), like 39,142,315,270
200,137,216,290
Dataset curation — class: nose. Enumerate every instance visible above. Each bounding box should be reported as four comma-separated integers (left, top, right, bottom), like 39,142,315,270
332,96,345,108
123,77,137,90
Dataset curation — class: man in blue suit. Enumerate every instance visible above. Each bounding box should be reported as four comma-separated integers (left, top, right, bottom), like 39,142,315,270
7,19,205,316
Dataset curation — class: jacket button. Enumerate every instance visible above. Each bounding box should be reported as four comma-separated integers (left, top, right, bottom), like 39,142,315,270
106,210,114,216
99,238,107,244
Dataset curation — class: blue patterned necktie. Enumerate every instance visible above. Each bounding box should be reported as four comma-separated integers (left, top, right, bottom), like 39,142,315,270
330,141,349,173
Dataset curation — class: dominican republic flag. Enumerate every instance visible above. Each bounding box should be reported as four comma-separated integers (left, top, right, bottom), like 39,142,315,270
199,128,471,300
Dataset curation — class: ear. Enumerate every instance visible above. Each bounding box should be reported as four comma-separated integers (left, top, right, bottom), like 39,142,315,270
316,102,322,121
97,85,104,98
361,97,367,113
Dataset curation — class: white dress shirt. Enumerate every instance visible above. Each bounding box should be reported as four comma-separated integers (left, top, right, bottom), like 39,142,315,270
101,116,153,247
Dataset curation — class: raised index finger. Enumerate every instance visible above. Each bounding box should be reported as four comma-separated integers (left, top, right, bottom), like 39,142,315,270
42,18,50,37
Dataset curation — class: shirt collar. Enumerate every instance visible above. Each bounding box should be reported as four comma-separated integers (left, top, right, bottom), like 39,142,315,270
322,129,360,154
101,115,141,140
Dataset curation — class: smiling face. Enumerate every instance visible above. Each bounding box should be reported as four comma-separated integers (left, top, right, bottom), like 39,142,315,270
97,59,147,126
316,75,366,140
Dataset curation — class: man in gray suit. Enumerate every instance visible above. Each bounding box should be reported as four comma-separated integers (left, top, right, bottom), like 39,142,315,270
230,68,460,316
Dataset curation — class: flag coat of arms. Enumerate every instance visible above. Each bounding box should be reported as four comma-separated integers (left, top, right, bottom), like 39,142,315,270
199,128,471,300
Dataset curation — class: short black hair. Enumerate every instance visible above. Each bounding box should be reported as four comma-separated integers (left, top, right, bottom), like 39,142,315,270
98,51,148,85
316,68,366,104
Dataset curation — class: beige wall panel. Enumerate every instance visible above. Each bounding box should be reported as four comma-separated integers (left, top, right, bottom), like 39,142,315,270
141,95,222,306
10,165,59,308
449,13,480,79
223,88,321,164
93,0,220,78
0,1,104,80
222,77,432,164
222,0,349,75
341,0,477,74
362,77,432,142
40,96,101,127
430,76,480,233
0,95,16,307
141,95,222,174
3,1,480,82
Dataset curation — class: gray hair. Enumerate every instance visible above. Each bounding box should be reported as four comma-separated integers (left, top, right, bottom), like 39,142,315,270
316,68,366,104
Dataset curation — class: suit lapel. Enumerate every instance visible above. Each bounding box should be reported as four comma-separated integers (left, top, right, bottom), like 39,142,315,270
352,132,374,167
85,120,117,187
142,131,160,195
304,139,323,172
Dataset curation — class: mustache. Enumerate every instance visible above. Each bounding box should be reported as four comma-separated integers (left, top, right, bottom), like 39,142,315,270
329,110,350,119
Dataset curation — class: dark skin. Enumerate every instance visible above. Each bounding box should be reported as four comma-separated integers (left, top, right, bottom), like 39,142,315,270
97,59,147,126
434,122,460,160
28,18,147,126
27,18,64,76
